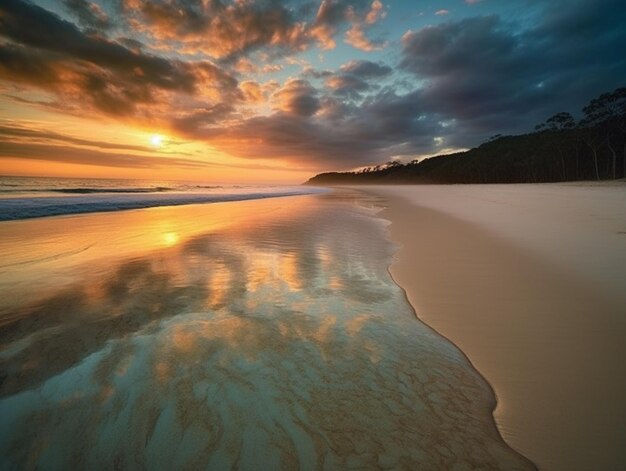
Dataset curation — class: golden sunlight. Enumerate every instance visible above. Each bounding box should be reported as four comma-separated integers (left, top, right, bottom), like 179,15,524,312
150,134,164,147
162,232,179,247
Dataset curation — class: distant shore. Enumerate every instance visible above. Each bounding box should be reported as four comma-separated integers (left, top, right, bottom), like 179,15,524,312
356,183,626,470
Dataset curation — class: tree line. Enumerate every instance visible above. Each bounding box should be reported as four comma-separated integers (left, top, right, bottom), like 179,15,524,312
306,87,626,185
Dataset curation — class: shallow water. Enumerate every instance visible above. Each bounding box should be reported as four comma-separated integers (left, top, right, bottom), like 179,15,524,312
0,192,532,469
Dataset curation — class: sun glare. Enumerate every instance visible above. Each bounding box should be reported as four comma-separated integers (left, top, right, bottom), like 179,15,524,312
150,134,163,147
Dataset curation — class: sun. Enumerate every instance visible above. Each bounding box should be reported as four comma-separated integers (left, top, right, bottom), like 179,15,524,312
150,134,163,147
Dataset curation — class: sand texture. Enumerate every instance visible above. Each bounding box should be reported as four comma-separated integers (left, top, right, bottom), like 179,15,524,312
358,184,626,471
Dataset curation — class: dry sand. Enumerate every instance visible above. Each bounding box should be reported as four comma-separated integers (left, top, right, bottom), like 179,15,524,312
356,184,626,471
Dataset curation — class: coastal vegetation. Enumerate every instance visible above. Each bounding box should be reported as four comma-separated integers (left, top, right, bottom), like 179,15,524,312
307,88,626,185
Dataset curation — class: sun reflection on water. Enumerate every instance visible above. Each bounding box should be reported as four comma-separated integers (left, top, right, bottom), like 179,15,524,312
162,232,179,247
0,192,533,470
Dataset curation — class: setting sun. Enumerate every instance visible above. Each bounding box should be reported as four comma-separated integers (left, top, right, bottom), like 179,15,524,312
150,134,163,147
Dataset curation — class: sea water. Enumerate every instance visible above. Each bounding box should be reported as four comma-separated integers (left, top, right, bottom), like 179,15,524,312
0,176,323,221
0,189,532,469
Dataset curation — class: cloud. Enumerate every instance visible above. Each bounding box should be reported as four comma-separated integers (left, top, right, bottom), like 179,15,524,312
325,74,369,98
365,0,385,24
435,10,450,16
239,81,265,104
0,43,61,89
302,67,333,79
0,0,240,119
400,3,626,137
122,0,310,60
344,24,386,51
0,140,208,169
169,103,236,134
323,60,391,99
310,0,348,50
339,60,392,78
62,0,111,30
0,123,157,153
344,1,388,51
171,86,449,169
119,0,385,60
174,0,626,170
1,0,194,92
272,79,320,116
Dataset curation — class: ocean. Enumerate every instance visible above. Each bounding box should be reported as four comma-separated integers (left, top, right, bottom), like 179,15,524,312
0,175,323,221
0,184,531,469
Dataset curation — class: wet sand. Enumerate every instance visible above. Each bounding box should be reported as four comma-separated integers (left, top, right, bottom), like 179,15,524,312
357,184,626,471
0,192,532,469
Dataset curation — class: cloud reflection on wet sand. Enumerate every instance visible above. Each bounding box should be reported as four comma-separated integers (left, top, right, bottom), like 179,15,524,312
0,193,533,469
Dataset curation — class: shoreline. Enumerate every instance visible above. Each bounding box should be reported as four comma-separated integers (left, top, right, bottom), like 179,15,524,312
380,228,538,470
357,184,626,471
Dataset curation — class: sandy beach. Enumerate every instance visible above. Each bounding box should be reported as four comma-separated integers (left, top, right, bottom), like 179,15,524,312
358,184,626,470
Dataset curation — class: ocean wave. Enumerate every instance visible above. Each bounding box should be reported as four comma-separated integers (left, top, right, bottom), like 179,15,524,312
0,188,326,221
0,186,173,194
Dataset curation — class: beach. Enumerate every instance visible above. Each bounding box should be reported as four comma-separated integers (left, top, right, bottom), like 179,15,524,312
0,191,532,469
357,184,626,470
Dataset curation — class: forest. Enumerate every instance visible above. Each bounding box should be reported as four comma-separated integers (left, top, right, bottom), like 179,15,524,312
306,87,626,185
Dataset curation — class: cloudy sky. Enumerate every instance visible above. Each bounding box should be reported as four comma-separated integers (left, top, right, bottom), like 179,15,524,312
0,0,624,183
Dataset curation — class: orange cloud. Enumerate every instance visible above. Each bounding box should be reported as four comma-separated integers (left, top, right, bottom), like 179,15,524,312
272,79,320,116
344,1,388,51
239,81,265,103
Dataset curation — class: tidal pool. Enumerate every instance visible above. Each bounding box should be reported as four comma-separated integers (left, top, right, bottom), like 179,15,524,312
0,192,532,469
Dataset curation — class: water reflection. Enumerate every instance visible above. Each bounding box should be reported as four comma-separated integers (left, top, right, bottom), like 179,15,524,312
0,193,532,469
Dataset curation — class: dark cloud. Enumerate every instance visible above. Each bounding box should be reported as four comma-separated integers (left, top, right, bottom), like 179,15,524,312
63,0,111,30
302,67,334,79
272,79,320,117
0,124,158,153
0,43,61,88
116,37,144,53
168,0,626,171
0,0,240,118
400,0,626,138
323,60,392,99
339,60,392,78
173,87,447,168
325,74,369,98
171,104,237,132
0,140,209,169
400,15,541,128
0,0,195,92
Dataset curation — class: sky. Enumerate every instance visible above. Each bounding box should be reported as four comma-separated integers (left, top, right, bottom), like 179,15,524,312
0,0,624,183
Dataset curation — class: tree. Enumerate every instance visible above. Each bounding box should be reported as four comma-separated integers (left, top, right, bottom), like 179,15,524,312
538,112,576,179
581,88,626,179
545,112,576,131
577,123,603,180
